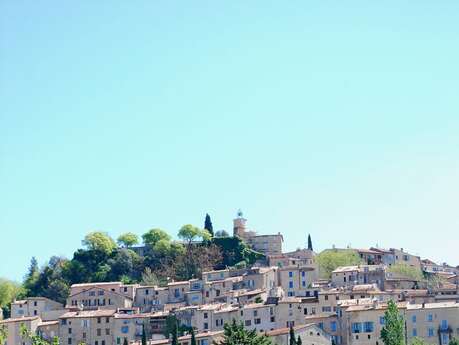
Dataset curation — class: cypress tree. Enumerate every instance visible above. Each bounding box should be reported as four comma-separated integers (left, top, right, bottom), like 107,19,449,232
204,213,214,237
289,325,296,345
381,300,405,345
171,320,179,345
123,338,128,345
307,234,313,251
141,324,147,345
190,328,197,345
296,335,302,345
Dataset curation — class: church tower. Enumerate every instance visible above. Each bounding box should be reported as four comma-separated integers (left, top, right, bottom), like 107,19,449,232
233,209,247,238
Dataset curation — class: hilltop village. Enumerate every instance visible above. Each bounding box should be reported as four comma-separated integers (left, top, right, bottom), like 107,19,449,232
1,213,458,345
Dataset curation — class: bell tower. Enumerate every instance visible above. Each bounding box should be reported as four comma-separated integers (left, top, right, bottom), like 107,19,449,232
233,209,247,238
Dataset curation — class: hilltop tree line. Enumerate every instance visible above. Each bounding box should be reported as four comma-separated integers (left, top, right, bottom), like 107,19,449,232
0,215,263,317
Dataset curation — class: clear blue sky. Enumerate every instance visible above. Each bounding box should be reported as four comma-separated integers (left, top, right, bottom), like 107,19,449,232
1,1,458,282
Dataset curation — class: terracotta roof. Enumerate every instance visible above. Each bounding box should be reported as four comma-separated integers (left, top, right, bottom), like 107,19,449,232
60,309,116,318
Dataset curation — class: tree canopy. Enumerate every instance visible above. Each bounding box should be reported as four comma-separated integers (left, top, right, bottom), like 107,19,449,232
178,224,211,244
142,228,171,247
117,232,139,248
316,249,363,279
82,231,117,254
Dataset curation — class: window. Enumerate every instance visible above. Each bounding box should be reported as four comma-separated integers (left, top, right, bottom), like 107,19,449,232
98,290,104,296
245,320,251,326
412,328,417,337
106,329,110,335
255,318,261,325
117,338,121,345
325,295,329,301
145,289,149,295
441,320,448,330
289,272,293,278
106,317,109,323
102,341,105,345
364,322,374,333
427,314,433,322
67,338,72,345
412,315,416,323
322,306,332,312
68,328,72,334
352,323,362,333
301,271,305,277
270,316,275,322
253,310,258,317
204,313,208,319
302,281,306,287
121,326,129,334
204,323,208,330
428,328,434,337
379,317,385,325
331,321,337,332
442,334,448,344
318,322,324,330
289,281,294,289
97,329,101,336
97,317,101,324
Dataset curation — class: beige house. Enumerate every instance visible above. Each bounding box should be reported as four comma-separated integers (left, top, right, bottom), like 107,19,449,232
37,320,59,342
58,309,116,345
70,282,138,300
67,286,133,310
242,266,278,292
134,286,169,312
11,297,64,321
0,315,41,345
278,265,317,297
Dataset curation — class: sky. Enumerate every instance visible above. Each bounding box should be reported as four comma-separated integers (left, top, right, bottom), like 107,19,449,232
1,1,458,282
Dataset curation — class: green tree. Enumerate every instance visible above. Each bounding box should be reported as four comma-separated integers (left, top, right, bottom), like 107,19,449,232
380,300,405,345
117,232,139,248
141,267,159,286
0,325,7,345
289,325,296,345
449,338,459,345
142,324,147,345
178,224,211,246
0,278,24,318
142,229,171,247
204,214,214,237
316,249,363,279
214,320,274,345
387,264,423,281
307,234,313,251
190,328,197,345
82,231,116,255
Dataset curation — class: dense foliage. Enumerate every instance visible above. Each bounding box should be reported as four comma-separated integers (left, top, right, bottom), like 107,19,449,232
387,263,423,281
316,249,363,279
0,278,24,318
19,215,264,305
